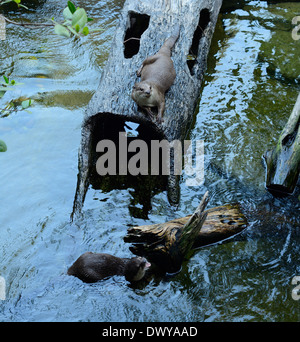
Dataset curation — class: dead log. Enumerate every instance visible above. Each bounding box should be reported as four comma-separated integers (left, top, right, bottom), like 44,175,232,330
125,191,209,273
125,193,248,273
71,0,223,219
264,93,300,195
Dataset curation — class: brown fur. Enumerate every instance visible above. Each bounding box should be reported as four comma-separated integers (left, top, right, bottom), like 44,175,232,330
132,25,180,123
67,252,151,283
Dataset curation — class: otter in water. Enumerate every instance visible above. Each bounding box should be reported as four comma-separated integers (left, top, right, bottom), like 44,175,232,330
131,25,180,124
67,252,151,283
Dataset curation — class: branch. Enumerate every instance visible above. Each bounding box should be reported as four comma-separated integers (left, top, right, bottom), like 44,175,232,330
3,16,54,27
123,37,140,44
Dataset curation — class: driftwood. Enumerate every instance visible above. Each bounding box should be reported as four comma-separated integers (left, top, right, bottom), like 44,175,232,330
126,191,209,273
72,0,223,219
264,93,300,195
125,193,248,273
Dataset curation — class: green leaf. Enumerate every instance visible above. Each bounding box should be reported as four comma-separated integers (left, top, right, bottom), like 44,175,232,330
82,26,89,36
10,79,15,85
3,75,9,84
0,140,7,152
54,24,71,38
87,18,93,22
68,1,76,14
72,8,87,30
14,0,21,4
21,99,32,109
67,26,80,37
63,6,73,21
75,24,80,33
19,4,29,10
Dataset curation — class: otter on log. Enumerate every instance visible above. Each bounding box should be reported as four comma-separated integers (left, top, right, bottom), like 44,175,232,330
67,252,151,283
131,25,180,124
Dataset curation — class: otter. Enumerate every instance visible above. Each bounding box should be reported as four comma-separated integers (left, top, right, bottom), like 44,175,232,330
131,25,180,124
67,252,151,283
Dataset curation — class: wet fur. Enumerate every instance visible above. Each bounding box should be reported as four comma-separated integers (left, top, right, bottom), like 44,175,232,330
67,252,150,283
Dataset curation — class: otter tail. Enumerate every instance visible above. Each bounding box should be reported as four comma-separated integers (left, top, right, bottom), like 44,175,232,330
160,24,180,55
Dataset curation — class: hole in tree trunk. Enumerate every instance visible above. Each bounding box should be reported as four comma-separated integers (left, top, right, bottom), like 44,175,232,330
187,8,210,75
124,12,150,59
89,114,167,219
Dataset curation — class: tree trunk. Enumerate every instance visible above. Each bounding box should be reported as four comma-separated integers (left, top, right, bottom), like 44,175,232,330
264,93,300,195
71,0,223,219
125,194,248,273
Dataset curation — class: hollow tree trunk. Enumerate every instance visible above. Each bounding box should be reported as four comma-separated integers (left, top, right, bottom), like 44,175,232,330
71,0,223,219
125,194,248,273
264,93,300,195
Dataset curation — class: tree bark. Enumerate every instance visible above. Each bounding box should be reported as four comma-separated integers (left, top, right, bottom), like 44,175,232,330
264,93,300,195
125,194,248,273
72,0,223,219
125,191,209,273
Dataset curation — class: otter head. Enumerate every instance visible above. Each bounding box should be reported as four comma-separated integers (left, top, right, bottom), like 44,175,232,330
132,82,152,98
124,257,151,282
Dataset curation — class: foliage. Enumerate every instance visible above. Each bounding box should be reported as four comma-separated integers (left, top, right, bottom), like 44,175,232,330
0,1,96,38
0,0,28,10
52,1,93,38
0,139,7,152
0,75,33,116
1,75,19,100
0,1,97,151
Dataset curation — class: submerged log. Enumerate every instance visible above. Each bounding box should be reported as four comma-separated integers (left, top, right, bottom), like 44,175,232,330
126,191,209,273
264,93,300,195
72,0,223,219
125,194,248,273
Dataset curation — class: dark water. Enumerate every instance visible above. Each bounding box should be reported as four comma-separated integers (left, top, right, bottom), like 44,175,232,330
0,0,299,321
